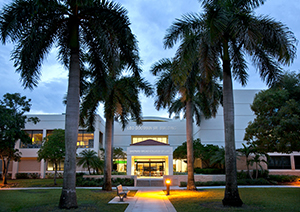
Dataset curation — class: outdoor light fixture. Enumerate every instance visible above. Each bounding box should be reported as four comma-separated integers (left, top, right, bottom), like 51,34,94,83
166,179,171,195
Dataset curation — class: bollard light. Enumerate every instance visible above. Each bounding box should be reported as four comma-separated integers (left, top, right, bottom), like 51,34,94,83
166,179,171,195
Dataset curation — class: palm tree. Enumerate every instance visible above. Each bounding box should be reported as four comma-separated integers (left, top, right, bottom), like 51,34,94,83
164,0,296,206
238,143,255,179
80,54,152,191
0,0,139,208
151,57,222,190
77,149,98,175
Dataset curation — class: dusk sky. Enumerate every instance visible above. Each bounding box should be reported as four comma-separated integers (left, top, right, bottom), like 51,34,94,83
0,0,299,119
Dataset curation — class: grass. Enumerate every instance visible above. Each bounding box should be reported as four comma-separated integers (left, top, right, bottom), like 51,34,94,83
0,189,137,212
0,179,64,188
167,188,300,212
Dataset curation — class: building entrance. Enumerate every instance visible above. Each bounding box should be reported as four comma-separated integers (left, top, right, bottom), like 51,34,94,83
135,160,165,177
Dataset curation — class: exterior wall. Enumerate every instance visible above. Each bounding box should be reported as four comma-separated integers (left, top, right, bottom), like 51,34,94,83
8,113,105,179
194,90,259,149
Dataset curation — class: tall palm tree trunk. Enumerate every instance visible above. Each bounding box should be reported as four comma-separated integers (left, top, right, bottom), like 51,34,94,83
103,115,113,191
222,41,243,207
186,100,196,190
59,17,80,209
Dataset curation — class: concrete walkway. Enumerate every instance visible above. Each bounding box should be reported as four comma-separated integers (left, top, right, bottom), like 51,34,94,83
108,187,177,212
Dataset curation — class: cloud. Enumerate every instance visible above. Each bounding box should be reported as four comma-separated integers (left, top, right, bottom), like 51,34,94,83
0,0,300,119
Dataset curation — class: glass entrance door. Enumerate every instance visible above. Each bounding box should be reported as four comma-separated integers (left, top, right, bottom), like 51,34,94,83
135,161,165,177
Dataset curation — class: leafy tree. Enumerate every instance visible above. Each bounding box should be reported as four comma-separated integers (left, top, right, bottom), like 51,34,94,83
37,129,65,185
0,0,139,208
173,139,225,169
77,149,101,175
151,56,222,190
164,0,296,206
0,93,38,184
244,72,300,153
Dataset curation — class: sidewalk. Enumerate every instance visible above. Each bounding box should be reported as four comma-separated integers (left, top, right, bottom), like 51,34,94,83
109,187,177,212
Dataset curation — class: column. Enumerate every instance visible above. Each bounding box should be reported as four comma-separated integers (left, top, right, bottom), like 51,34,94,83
291,154,295,170
127,155,132,175
168,154,173,175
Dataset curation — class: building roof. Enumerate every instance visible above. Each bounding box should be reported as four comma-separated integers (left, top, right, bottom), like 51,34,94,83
130,139,170,146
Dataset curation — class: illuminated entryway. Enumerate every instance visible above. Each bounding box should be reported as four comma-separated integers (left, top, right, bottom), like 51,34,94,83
134,157,166,177
126,140,173,177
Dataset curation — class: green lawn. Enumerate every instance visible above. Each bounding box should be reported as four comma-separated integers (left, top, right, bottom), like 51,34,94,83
168,188,300,212
1,178,64,188
0,189,137,212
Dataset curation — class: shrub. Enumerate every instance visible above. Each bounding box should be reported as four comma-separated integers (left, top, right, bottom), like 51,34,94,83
237,170,269,179
180,182,187,187
194,168,225,174
268,175,299,183
111,171,126,175
174,172,187,175
195,181,226,186
30,173,40,179
16,173,30,179
45,172,63,179
237,178,270,185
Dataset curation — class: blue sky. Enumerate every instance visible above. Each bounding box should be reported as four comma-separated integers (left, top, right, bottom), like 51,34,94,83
0,0,299,118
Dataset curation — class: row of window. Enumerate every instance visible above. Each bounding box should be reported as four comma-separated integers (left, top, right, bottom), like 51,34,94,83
20,130,94,149
268,156,300,169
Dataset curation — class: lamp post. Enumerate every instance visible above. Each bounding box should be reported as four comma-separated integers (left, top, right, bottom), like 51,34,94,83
166,179,171,195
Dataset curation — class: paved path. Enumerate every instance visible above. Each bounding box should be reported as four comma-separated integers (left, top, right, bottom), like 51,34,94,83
109,188,177,212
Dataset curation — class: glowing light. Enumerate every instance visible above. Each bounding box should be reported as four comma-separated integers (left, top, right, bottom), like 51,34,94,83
166,179,171,184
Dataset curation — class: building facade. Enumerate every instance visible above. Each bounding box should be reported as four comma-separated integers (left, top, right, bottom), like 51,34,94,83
4,89,300,178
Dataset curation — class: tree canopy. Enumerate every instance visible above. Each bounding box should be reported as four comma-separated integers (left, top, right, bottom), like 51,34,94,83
173,139,225,169
38,129,65,185
0,93,38,184
244,72,300,153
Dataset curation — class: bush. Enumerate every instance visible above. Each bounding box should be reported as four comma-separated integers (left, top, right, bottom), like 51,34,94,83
30,173,40,179
237,178,270,185
195,181,226,186
180,182,187,187
16,173,30,179
111,171,126,175
268,175,299,183
237,170,269,179
45,172,63,179
174,172,187,175
194,168,225,174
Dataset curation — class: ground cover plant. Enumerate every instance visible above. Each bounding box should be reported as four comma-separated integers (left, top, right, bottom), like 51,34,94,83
168,188,300,212
0,189,137,212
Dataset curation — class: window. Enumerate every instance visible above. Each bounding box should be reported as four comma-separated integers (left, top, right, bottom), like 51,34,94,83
77,130,94,148
20,130,43,148
294,156,300,169
131,136,168,144
268,156,291,169
47,161,64,171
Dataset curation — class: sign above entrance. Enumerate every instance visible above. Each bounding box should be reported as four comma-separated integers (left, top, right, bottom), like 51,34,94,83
128,149,172,154
126,126,177,131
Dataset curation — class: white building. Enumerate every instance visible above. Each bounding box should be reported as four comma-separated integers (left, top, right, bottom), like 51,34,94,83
4,89,300,178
